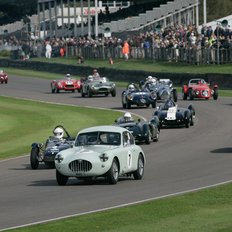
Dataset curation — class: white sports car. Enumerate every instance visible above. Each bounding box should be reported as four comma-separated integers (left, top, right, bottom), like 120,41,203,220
55,125,146,185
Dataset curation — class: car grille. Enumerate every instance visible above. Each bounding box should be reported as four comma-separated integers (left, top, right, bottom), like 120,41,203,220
69,159,92,172
65,84,74,88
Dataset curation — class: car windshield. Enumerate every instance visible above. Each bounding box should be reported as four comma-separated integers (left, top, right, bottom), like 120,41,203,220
189,79,204,85
75,131,121,146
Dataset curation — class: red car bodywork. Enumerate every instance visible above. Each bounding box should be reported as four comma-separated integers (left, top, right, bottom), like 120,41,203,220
0,70,8,84
182,79,218,100
51,78,82,93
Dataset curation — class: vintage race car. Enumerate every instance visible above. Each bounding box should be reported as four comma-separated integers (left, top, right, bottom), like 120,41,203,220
182,78,218,100
141,78,178,102
81,76,116,97
0,70,8,84
153,98,195,128
30,125,75,169
115,116,160,144
121,83,157,109
51,76,82,93
55,125,145,185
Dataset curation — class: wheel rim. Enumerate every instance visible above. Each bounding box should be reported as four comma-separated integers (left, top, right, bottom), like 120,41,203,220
112,162,119,180
138,158,144,176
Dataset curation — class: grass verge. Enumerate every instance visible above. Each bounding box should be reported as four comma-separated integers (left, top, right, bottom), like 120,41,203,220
0,96,122,159
9,182,232,232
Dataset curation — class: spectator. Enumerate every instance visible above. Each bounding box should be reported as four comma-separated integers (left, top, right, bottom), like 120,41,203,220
122,40,130,61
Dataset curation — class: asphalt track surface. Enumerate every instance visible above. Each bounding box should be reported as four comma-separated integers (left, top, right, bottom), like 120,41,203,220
0,75,232,230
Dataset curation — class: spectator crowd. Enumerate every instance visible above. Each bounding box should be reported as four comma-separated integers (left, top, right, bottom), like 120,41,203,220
1,23,232,64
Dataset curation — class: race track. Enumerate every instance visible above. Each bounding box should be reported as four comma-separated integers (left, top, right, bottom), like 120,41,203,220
0,75,232,230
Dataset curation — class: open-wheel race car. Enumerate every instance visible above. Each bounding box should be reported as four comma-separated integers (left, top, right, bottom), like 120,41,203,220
51,74,82,93
140,77,178,102
114,112,160,144
0,70,8,84
182,78,218,100
81,75,116,97
55,125,145,185
153,98,195,128
121,83,157,109
30,125,75,169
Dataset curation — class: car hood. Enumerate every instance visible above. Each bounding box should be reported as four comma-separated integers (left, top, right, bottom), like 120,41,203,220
190,84,209,90
57,145,118,159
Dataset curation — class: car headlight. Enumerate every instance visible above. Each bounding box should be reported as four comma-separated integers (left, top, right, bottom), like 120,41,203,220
127,93,133,101
55,154,64,163
196,91,199,95
99,153,109,162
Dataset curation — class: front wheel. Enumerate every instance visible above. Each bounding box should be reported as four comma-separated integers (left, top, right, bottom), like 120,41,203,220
172,89,178,102
56,170,69,185
107,158,119,184
145,128,152,144
133,154,145,180
30,147,39,169
111,89,116,97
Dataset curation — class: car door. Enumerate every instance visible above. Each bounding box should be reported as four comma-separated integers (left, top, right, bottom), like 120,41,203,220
121,131,137,173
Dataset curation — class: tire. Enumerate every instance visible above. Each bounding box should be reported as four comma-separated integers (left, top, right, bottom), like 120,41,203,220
81,88,85,97
153,129,159,142
189,89,194,100
111,89,116,97
107,158,119,184
190,116,194,126
213,88,218,100
133,154,145,180
30,147,39,169
172,89,178,102
185,119,190,128
182,88,187,100
56,87,60,93
126,100,131,109
56,170,68,185
145,127,152,144
87,88,92,97
151,100,156,108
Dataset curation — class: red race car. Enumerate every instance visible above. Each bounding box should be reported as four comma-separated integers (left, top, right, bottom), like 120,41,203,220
0,70,8,84
51,74,82,93
182,78,218,100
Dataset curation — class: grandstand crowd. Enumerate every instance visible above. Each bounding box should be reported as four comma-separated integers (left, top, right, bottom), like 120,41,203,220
1,23,232,64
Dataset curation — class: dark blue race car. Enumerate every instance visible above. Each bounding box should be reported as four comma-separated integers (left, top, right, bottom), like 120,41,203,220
30,125,75,169
121,83,157,109
153,98,195,128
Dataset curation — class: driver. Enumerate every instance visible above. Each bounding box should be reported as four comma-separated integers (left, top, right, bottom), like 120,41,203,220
128,84,135,92
163,98,175,110
92,69,100,80
53,127,65,140
123,112,133,122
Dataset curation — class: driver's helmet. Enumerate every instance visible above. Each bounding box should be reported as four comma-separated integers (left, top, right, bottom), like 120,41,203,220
93,69,98,73
147,76,153,83
66,73,71,77
128,84,135,91
164,99,175,109
124,112,132,122
53,127,64,139
151,77,157,84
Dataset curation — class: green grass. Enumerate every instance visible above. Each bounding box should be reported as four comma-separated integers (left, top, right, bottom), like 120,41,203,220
0,96,122,159
9,182,232,232
31,57,232,74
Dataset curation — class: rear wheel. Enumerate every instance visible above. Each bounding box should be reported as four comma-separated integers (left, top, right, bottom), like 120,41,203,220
151,100,156,108
88,89,92,97
185,119,190,128
56,170,68,185
153,129,159,142
145,128,152,144
213,88,218,100
81,88,85,97
30,147,39,169
107,158,119,184
133,154,144,180
111,89,116,97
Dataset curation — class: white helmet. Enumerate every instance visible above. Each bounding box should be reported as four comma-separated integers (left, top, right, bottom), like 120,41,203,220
124,112,132,122
53,127,64,139
66,73,70,77
128,84,135,91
